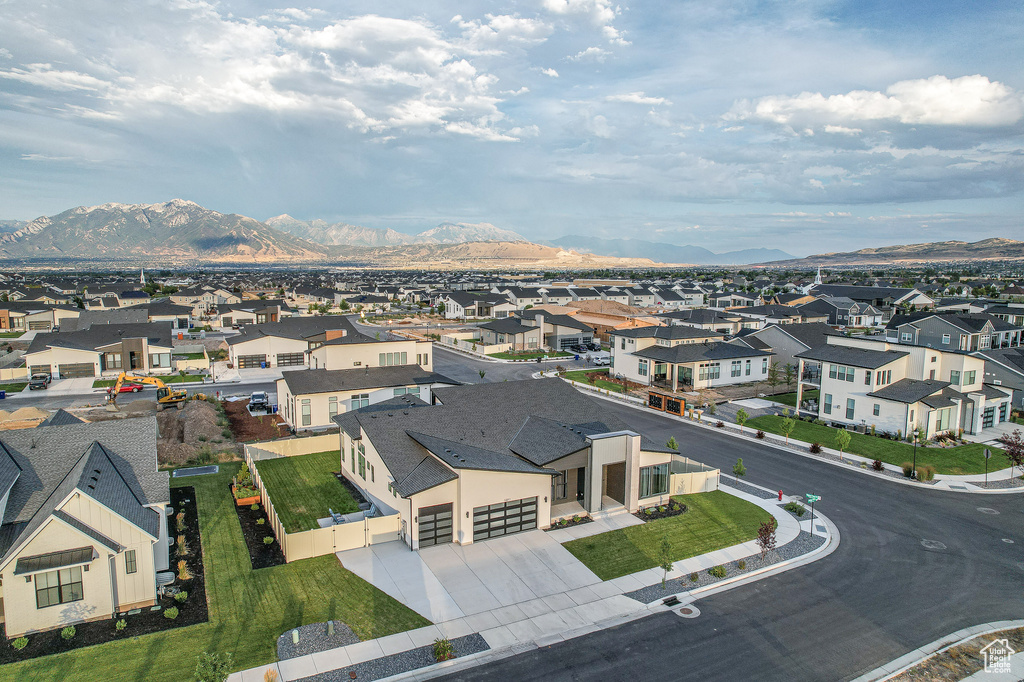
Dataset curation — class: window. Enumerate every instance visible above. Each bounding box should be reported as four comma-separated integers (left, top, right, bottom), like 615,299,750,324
846,398,855,420
762,358,768,373
149,353,171,368
910,409,914,423
125,549,137,575
830,364,855,382
873,404,880,416
350,443,356,470
416,353,429,365
865,371,872,385
103,352,122,370
350,393,369,410
731,361,742,378
901,332,913,342
698,363,720,380
639,463,669,498
379,352,408,366
937,407,952,431
941,334,950,345
638,359,648,377
963,370,976,386
35,567,84,609
554,471,568,499
745,359,751,376
874,369,892,386
358,443,366,479
301,399,311,426
823,394,832,414
620,337,626,350
931,356,937,362
328,396,338,419
950,370,960,385
370,465,375,482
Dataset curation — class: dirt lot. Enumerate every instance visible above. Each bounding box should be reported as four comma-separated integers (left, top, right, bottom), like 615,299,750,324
223,399,289,442
156,399,239,466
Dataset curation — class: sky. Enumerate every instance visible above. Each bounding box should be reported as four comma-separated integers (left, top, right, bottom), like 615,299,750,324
0,0,1022,257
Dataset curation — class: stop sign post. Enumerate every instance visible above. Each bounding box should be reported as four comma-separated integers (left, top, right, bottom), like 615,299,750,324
806,494,821,537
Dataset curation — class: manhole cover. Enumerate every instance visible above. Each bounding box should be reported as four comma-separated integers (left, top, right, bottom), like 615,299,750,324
1003,539,1015,544
921,539,947,550
977,508,1000,515
675,605,700,619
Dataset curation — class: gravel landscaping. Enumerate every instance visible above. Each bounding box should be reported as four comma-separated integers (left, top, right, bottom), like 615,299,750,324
294,633,489,682
727,480,777,500
969,476,1024,489
277,621,360,660
623,530,827,605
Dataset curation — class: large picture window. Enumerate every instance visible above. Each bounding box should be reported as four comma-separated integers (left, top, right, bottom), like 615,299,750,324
35,567,84,609
350,393,369,410
639,464,669,499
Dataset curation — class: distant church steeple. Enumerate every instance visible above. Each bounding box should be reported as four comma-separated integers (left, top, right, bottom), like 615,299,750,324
814,266,822,286
140,267,145,286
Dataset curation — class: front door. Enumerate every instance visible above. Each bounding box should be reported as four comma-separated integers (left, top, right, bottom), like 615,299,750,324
576,468,586,502
129,351,139,370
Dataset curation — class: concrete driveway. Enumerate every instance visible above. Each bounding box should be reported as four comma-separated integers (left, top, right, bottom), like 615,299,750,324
337,530,601,623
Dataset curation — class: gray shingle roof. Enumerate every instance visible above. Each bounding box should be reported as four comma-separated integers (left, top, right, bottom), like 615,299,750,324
610,325,723,341
393,457,458,497
508,416,609,465
634,342,771,364
281,365,458,396
39,409,87,427
796,345,908,369
477,318,535,335
227,316,363,346
867,378,949,404
28,322,173,354
921,387,967,409
407,432,554,475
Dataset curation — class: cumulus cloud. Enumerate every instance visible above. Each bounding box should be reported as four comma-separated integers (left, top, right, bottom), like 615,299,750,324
567,46,609,62
542,0,628,45
541,67,559,77
731,75,1024,128
453,13,553,53
606,91,669,105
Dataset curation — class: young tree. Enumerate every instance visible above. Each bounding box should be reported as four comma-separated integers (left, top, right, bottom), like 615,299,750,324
834,429,852,455
436,302,446,316
339,299,350,311
735,408,749,432
756,519,777,562
766,362,781,393
732,458,746,484
784,364,796,391
1000,429,1024,478
659,535,673,589
780,417,796,445
666,436,679,450
194,652,233,682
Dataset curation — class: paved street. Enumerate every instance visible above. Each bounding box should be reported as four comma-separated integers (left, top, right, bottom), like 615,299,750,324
438,398,1024,682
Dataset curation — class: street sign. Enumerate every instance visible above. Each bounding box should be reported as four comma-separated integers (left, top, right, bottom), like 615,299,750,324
984,449,992,460
806,494,821,503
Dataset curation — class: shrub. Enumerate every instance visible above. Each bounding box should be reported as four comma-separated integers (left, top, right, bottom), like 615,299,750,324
901,462,914,478
872,459,884,471
707,402,717,415
264,670,280,682
196,435,208,442
222,429,233,439
164,607,179,620
178,559,193,581
263,536,274,545
175,590,188,603
12,637,28,651
195,652,234,682
809,442,822,454
917,465,936,481
233,485,258,500
783,501,806,516
432,637,455,662
715,421,725,428
689,572,698,582
737,559,746,570
251,503,260,511
60,626,76,641
115,619,127,632
177,535,189,556
755,430,766,439
256,518,265,525
707,565,727,579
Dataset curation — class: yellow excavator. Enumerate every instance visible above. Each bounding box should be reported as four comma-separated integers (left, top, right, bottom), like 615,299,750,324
106,372,207,411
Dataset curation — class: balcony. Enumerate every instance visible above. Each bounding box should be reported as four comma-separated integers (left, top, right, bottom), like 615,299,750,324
800,369,821,386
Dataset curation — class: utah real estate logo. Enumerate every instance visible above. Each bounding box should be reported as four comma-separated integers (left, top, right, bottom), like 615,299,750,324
980,638,1015,674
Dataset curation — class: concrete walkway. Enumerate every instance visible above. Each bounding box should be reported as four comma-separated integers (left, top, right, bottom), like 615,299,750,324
230,483,812,682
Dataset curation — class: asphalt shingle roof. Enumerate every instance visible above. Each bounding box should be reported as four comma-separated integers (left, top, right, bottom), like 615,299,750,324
796,345,909,369
280,365,458,395
634,342,771,364
867,378,949,404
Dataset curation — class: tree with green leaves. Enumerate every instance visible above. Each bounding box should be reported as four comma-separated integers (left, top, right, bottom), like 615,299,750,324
659,535,673,589
436,302,445,316
666,436,679,450
735,408,749,432
766,362,781,393
732,458,746,484
784,363,796,390
339,299,350,311
478,369,486,380
834,429,852,455
194,652,233,682
780,417,795,445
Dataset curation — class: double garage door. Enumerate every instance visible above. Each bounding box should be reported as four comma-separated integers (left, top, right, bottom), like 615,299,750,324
473,497,537,542
58,363,95,378
236,354,266,369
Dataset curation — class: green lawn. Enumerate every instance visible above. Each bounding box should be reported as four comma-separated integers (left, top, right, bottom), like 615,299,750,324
769,390,818,408
0,331,24,338
0,469,428,681
92,374,206,388
563,369,625,394
0,382,27,393
747,415,1011,475
175,352,207,360
563,491,772,581
487,350,572,360
256,450,359,533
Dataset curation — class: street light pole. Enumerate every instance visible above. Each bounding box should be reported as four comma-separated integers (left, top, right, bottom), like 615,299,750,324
912,432,919,479
984,447,992,487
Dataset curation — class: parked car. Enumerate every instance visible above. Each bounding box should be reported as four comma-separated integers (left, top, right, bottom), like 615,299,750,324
592,356,611,366
28,373,51,390
249,391,270,411
106,382,144,394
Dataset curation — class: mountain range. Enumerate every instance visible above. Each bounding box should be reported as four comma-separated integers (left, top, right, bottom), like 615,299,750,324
266,215,526,247
548,235,794,265
763,238,1024,266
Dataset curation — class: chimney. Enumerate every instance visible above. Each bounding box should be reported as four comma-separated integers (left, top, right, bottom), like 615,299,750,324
325,329,346,341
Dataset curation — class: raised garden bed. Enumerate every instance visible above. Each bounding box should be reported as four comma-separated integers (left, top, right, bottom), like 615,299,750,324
232,484,261,507
231,487,286,569
634,498,687,521
0,486,208,663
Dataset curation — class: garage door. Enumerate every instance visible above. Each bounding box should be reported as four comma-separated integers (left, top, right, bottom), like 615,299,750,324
276,352,305,367
237,354,266,369
28,321,51,330
473,497,537,542
29,365,51,376
418,503,453,548
58,363,95,378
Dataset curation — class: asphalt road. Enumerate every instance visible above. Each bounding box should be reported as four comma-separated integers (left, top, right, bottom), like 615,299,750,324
438,399,1024,682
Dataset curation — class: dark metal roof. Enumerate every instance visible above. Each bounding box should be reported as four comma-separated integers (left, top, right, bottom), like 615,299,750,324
14,546,94,575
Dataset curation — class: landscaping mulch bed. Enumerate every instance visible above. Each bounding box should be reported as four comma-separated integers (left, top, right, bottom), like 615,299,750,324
545,515,594,531
231,488,286,569
633,498,686,521
0,486,208,663
294,633,489,682
889,626,1024,681
223,399,289,442
334,472,369,507
624,530,826,605
277,620,360,660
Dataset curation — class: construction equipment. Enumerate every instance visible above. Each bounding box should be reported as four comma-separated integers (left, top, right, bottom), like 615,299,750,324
106,372,207,411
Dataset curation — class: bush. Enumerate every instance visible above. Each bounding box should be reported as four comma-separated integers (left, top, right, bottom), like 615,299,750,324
176,511,186,532
256,518,265,525
917,465,936,481
689,572,698,582
707,402,717,415
164,607,179,620
783,501,806,517
707,565,727,579
737,559,746,570
755,430,766,439
715,421,725,428
233,486,258,500
251,503,260,511
195,652,234,682
872,459,884,471
809,442,822,454
221,429,233,439
175,590,188,603
178,559,193,581
432,637,455,662
11,637,28,651
263,536,274,545
115,619,127,632
60,626,76,641
901,462,914,478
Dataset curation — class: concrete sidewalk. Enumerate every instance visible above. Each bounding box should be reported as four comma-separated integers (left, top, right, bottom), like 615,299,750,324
229,482,816,682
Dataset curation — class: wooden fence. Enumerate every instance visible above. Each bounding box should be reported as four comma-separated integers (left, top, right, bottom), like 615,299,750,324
244,438,402,563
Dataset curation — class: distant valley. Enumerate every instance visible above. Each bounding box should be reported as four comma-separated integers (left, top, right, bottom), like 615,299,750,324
549,235,794,265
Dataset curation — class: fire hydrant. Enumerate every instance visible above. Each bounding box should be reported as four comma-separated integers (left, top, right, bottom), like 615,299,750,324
778,490,784,501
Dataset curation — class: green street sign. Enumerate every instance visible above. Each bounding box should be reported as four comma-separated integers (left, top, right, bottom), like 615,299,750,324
806,494,821,503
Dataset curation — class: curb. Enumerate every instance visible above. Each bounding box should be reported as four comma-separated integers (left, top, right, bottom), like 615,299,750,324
851,619,1024,682
580,389,1024,495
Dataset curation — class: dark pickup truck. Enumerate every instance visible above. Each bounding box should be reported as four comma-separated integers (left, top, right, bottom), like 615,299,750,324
28,373,52,390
